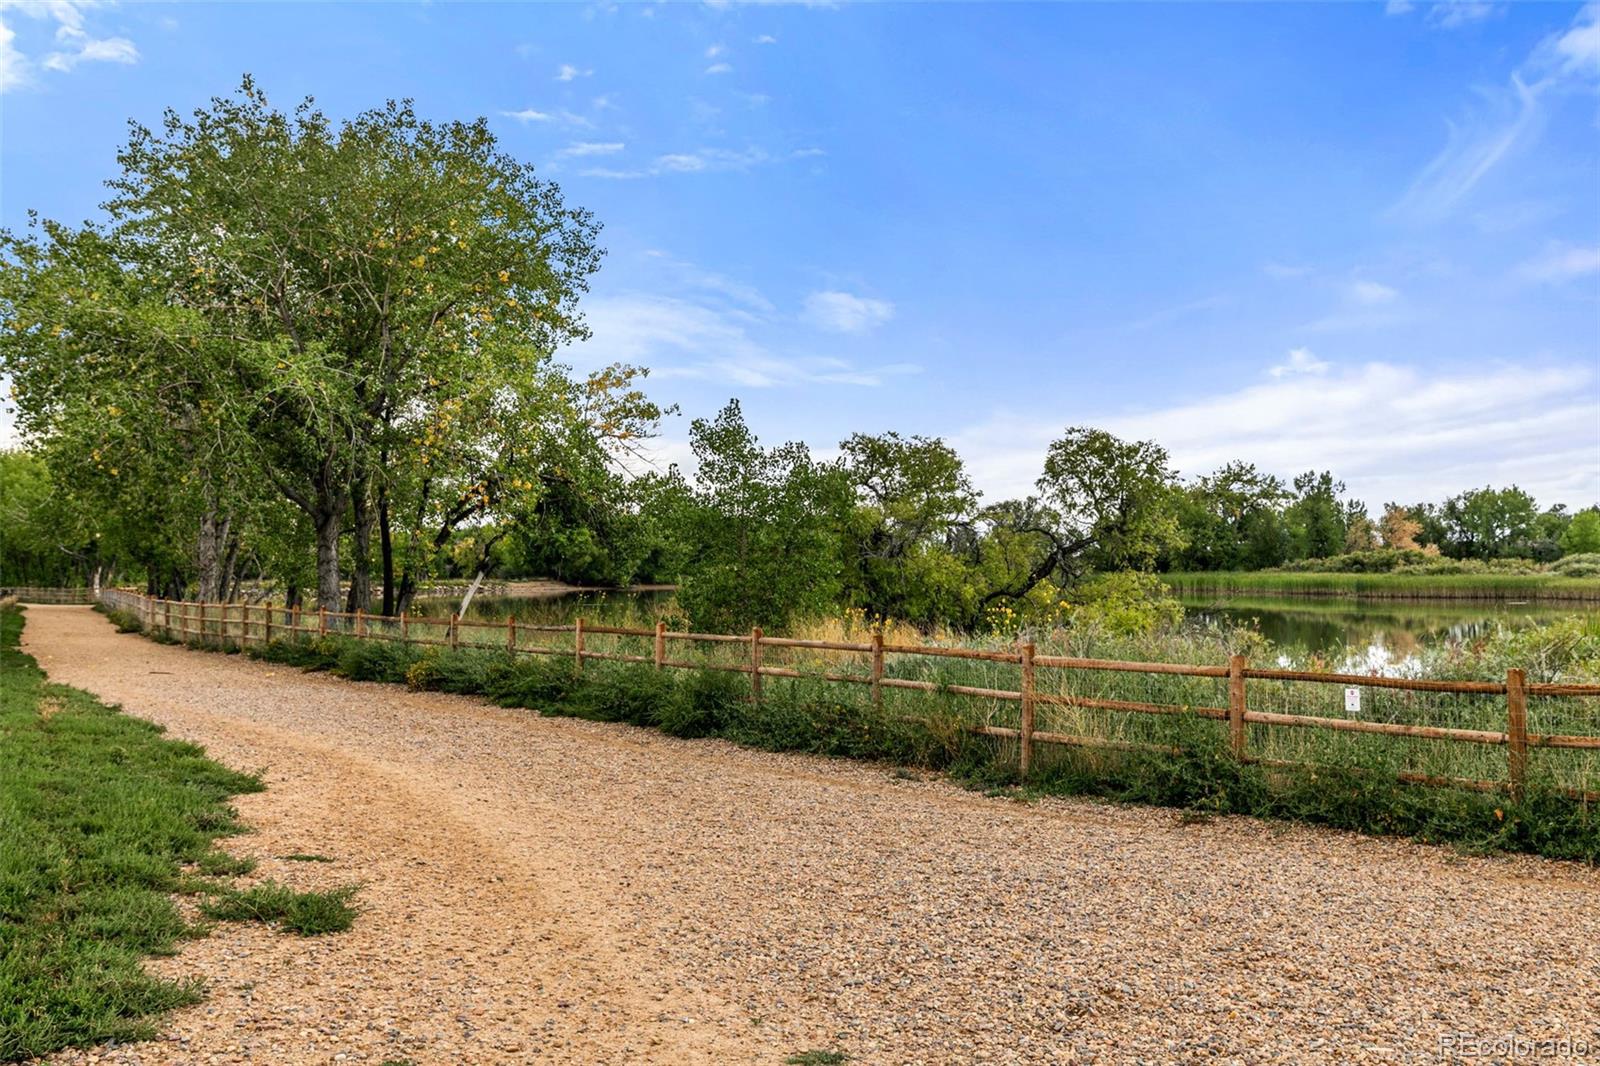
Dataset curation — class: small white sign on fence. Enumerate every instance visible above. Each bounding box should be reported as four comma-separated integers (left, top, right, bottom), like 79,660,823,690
1345,686,1362,715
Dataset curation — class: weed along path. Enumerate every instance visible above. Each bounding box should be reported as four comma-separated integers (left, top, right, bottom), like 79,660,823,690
22,606,1600,1066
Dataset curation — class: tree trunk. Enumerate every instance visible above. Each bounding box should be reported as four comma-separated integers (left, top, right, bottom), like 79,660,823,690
195,506,230,601
314,507,342,612
345,475,373,614
379,485,396,616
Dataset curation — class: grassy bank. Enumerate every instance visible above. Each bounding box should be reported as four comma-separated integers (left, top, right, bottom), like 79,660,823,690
1163,570,1600,602
0,607,353,1062
212,624,1600,863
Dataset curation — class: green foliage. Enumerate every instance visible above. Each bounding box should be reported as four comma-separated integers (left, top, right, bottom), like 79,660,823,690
199,883,358,937
0,607,265,1061
669,401,853,632
1560,511,1600,556
657,669,746,738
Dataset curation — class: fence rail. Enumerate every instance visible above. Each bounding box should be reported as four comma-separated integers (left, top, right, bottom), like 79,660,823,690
2,586,95,604
90,588,1600,802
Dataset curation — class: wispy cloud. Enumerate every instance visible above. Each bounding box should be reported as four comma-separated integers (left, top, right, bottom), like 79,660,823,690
949,358,1599,506
1269,347,1331,378
576,293,916,388
0,0,139,91
581,146,773,179
1392,3,1599,222
1516,243,1600,283
705,61,733,75
558,141,625,158
555,63,592,81
499,107,596,128
803,291,895,333
1348,279,1400,305
1426,2,1501,29
705,43,725,58
754,34,777,44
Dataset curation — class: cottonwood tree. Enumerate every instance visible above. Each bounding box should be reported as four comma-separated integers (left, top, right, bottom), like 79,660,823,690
972,427,1183,613
666,400,852,632
101,78,604,609
839,431,980,624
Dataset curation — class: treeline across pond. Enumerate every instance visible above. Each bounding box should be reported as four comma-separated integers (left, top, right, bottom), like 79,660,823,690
3,81,1597,638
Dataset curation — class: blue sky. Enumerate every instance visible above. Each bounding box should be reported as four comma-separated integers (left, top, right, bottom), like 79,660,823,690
2,1,1597,508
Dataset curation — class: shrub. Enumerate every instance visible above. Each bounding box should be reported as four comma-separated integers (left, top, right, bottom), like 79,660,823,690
658,669,746,738
484,656,583,710
333,640,419,684
569,664,676,726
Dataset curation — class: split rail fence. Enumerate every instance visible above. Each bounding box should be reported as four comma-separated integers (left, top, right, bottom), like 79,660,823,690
3,586,95,604
93,588,1600,803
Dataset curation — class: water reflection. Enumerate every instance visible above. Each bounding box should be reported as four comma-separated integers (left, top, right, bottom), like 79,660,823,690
1181,595,1585,672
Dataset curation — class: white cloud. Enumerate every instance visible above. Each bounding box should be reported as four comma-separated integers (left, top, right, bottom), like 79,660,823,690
1426,2,1500,29
705,43,725,58
1516,243,1600,283
575,293,916,388
948,359,1600,507
1550,2,1600,76
0,0,138,90
704,61,733,75
557,141,624,158
0,17,24,91
754,34,778,44
1263,261,1314,280
1268,347,1331,378
581,146,771,179
1384,0,1414,14
1393,4,1599,222
555,63,592,81
803,291,895,333
1348,279,1400,305
499,107,594,128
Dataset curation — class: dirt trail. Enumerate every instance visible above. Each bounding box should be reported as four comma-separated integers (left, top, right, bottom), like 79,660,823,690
22,605,1600,1065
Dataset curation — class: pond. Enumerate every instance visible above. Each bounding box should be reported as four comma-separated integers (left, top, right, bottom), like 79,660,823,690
1178,593,1593,669
415,585,1593,670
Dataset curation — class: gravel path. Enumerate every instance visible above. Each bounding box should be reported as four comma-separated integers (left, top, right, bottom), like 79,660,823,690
23,605,1600,1065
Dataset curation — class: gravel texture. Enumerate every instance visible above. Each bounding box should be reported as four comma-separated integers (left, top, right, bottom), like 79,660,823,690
22,605,1600,1065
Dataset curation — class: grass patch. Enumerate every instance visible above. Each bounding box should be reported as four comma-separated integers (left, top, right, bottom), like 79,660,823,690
0,606,265,1061
786,1052,850,1065
281,853,334,863
199,882,358,936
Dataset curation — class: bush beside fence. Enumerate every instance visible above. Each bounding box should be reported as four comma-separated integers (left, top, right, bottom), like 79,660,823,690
94,588,1600,805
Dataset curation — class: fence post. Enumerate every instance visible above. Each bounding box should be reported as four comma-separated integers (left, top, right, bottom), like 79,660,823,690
574,617,585,672
164,599,171,638
449,613,459,651
292,605,301,637
319,606,327,637
400,610,408,644
1507,667,1529,803
1228,655,1248,760
654,621,666,669
356,607,366,639
1019,641,1036,777
201,601,209,645
750,627,764,702
871,630,885,711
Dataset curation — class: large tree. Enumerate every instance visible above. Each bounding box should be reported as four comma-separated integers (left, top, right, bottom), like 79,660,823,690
100,78,606,609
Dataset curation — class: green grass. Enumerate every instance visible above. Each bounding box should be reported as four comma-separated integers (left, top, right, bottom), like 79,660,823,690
1163,570,1600,602
0,606,354,1062
199,882,358,936
786,1052,850,1065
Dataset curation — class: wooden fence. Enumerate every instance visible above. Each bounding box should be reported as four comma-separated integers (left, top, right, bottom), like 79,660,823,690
93,588,1600,803
2,586,95,604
